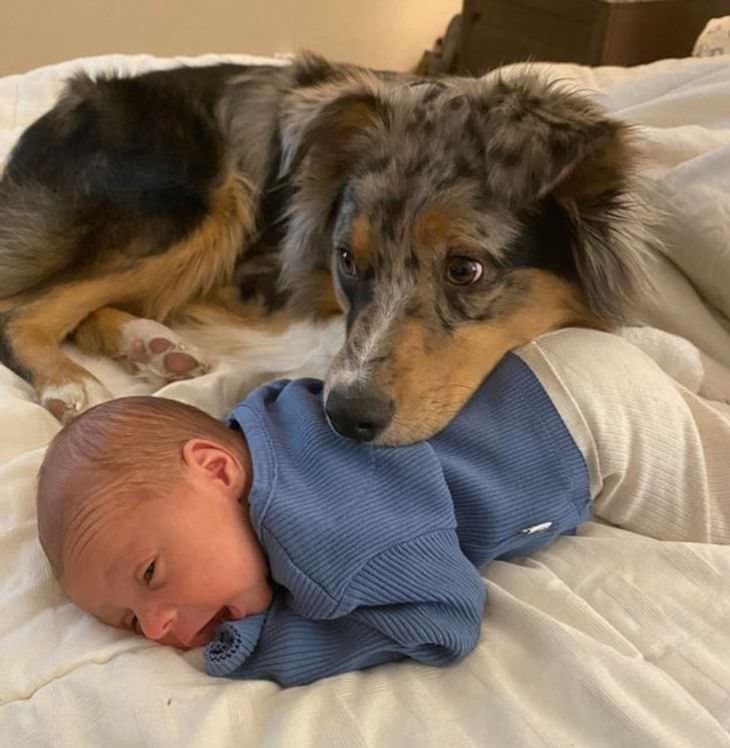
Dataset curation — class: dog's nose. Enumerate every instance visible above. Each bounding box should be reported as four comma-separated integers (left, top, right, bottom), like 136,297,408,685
325,386,395,442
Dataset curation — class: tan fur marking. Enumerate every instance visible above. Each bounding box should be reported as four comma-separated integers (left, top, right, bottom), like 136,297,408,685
505,271,607,336
412,205,489,264
7,311,104,394
335,100,379,132
73,307,138,358
555,131,638,200
310,270,342,317
370,270,602,444
413,207,455,250
8,276,142,390
137,175,255,320
350,214,372,268
6,174,257,394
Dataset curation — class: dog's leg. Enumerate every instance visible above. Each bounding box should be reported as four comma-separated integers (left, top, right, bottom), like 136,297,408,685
73,307,209,384
1,171,254,421
5,272,221,421
0,279,139,421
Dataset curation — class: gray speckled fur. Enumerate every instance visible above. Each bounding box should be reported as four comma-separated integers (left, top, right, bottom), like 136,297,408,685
275,62,657,397
0,54,658,440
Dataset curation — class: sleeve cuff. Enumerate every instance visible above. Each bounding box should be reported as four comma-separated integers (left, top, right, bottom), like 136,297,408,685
204,612,268,677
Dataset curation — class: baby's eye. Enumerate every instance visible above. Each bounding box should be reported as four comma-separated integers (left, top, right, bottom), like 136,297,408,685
143,560,156,585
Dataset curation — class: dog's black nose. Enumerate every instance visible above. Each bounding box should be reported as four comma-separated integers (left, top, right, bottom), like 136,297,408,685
325,386,395,442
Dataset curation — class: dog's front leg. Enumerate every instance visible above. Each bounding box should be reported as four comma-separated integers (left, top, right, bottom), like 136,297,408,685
0,279,129,422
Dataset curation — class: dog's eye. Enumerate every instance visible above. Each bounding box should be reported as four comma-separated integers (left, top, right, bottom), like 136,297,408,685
445,256,483,286
336,245,358,279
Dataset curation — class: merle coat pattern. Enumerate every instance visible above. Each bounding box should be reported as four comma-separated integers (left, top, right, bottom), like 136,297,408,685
0,55,654,443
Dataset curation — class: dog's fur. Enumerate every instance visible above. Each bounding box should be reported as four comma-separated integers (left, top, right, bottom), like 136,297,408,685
0,55,654,444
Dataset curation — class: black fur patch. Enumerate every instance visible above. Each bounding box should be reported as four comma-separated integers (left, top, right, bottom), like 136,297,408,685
503,196,578,282
3,65,246,264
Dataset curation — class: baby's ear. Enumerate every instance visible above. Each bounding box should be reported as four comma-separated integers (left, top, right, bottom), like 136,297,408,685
182,439,236,488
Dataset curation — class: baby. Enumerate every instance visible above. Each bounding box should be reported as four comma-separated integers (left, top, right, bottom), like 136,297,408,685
36,329,730,687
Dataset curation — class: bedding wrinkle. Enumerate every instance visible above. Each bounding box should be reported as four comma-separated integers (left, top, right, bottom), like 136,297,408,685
0,641,155,704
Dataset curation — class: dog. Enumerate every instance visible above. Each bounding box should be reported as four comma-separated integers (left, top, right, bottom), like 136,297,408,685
0,54,654,445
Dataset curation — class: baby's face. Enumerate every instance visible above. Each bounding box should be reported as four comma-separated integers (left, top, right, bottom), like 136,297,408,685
61,443,272,649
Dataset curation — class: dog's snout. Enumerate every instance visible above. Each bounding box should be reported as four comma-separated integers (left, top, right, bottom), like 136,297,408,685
325,387,395,442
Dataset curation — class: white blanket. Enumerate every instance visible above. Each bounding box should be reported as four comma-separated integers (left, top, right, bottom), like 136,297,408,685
1,54,730,747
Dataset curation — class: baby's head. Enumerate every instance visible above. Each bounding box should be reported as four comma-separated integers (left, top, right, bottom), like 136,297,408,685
36,396,272,649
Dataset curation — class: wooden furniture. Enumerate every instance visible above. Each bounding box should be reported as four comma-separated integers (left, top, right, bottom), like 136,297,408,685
456,0,730,74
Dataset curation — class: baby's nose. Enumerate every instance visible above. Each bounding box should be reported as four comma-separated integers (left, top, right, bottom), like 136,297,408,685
137,605,176,641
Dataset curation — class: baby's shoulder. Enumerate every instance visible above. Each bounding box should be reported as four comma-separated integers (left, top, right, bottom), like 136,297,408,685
261,443,457,613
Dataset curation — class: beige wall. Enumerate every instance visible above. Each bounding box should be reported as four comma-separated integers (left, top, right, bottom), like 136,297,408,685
0,0,461,76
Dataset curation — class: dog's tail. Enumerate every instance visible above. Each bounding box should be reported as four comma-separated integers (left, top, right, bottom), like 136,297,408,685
0,179,81,299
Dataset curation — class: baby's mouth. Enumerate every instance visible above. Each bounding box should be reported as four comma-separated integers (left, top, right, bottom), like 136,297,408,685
188,607,236,648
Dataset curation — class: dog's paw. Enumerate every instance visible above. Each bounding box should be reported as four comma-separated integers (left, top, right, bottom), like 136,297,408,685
118,319,210,384
41,378,112,424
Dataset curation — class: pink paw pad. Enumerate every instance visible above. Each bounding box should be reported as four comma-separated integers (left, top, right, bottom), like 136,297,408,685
120,320,210,383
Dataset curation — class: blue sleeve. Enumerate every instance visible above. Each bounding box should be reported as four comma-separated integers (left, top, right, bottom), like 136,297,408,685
204,530,486,687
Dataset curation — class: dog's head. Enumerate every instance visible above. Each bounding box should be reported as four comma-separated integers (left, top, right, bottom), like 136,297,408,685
279,62,654,445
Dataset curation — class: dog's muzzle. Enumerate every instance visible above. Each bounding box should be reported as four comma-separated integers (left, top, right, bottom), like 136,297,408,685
325,385,395,442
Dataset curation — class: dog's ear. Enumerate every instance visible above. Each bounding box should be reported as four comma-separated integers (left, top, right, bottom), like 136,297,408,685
472,73,656,322
473,73,634,206
280,88,389,182
278,87,389,311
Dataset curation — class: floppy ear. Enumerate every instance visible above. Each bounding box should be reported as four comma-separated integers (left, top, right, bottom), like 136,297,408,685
474,73,634,205
278,86,389,311
473,73,656,322
281,90,389,181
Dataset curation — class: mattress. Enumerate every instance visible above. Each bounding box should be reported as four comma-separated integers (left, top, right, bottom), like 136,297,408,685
1,52,730,747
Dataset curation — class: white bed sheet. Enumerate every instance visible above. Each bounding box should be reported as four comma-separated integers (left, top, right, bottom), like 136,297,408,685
1,53,730,747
